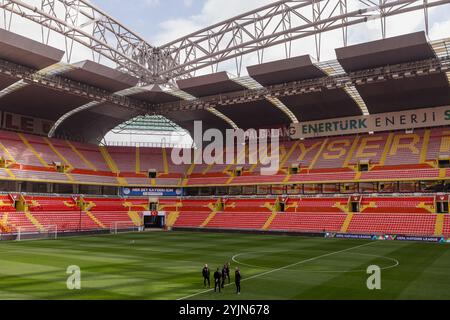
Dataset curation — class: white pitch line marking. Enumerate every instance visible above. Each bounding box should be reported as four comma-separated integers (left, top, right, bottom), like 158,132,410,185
232,251,399,273
177,241,375,300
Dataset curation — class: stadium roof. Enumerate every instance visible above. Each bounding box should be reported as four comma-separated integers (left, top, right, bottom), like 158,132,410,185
336,31,450,114
177,72,245,97
215,99,291,129
336,32,436,72
128,85,181,104
0,74,19,92
246,55,326,86
111,114,185,134
0,28,64,69
279,88,362,121
59,103,141,143
0,84,91,119
164,109,234,139
63,60,139,92
0,27,449,143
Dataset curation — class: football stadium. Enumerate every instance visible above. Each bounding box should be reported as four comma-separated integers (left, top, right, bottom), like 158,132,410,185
1,0,450,304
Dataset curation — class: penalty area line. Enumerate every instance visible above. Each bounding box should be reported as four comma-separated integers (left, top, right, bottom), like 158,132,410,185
177,240,375,300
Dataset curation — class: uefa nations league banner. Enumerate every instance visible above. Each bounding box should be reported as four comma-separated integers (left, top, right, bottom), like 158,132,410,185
289,105,450,139
121,187,184,197
325,233,448,243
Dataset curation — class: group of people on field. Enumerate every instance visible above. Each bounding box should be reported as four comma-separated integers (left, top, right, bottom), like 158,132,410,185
202,262,241,294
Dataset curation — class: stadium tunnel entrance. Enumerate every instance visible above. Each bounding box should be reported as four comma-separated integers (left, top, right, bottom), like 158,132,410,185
144,214,165,229
143,198,165,229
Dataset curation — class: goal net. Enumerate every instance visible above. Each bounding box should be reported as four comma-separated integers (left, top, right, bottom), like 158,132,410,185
16,225,58,241
110,221,143,235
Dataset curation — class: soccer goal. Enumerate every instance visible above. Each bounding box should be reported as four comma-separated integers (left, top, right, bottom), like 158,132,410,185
16,225,58,241
110,221,143,235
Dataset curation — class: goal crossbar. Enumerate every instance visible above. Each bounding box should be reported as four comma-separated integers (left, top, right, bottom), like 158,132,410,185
110,221,143,235
16,225,58,241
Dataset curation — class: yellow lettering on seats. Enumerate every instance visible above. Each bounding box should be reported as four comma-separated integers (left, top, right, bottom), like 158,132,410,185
439,131,450,153
355,136,383,159
322,140,351,160
389,134,420,156
297,142,322,161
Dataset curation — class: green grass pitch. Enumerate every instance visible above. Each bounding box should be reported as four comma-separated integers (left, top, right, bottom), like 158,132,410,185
1,231,450,300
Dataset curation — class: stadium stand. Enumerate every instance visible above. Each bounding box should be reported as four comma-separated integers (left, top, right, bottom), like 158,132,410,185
205,212,273,230
443,215,450,237
0,127,447,187
31,212,100,232
0,27,449,242
268,212,348,233
360,197,435,213
347,213,437,236
0,194,447,237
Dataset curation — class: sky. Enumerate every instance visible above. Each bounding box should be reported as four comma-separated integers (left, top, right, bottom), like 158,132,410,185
91,0,281,45
91,0,206,45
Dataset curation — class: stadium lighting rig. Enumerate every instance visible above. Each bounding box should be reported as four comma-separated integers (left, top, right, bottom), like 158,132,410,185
0,58,151,113
0,52,445,121
316,60,370,116
160,81,239,129
232,76,300,124
0,63,76,100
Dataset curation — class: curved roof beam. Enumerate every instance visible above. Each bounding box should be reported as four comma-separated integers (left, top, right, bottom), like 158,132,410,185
232,76,299,124
316,60,369,115
206,107,239,130
164,87,239,130
0,63,76,100
48,86,148,137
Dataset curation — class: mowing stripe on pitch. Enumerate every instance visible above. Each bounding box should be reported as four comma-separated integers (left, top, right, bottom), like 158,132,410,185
177,240,376,300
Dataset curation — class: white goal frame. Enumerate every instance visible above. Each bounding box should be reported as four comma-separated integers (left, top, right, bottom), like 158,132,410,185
16,225,58,241
110,221,143,235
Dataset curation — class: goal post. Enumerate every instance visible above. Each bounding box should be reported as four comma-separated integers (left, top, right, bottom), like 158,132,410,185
110,221,143,235
16,225,58,241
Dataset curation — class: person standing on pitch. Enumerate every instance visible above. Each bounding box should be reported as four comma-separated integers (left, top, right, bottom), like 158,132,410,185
221,264,227,289
225,262,231,284
214,267,222,293
202,264,210,288
235,267,241,295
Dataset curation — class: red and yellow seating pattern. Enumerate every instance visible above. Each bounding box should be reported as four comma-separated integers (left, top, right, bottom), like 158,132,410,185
0,195,141,233
0,195,447,237
0,128,448,187
169,196,445,237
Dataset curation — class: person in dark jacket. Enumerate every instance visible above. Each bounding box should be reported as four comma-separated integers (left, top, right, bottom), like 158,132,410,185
202,264,210,288
225,262,231,284
235,267,241,294
214,268,222,292
221,264,227,288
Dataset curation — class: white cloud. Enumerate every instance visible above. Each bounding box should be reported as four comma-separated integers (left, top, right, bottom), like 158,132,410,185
152,0,273,45
429,19,450,40
144,0,160,8
183,0,193,7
